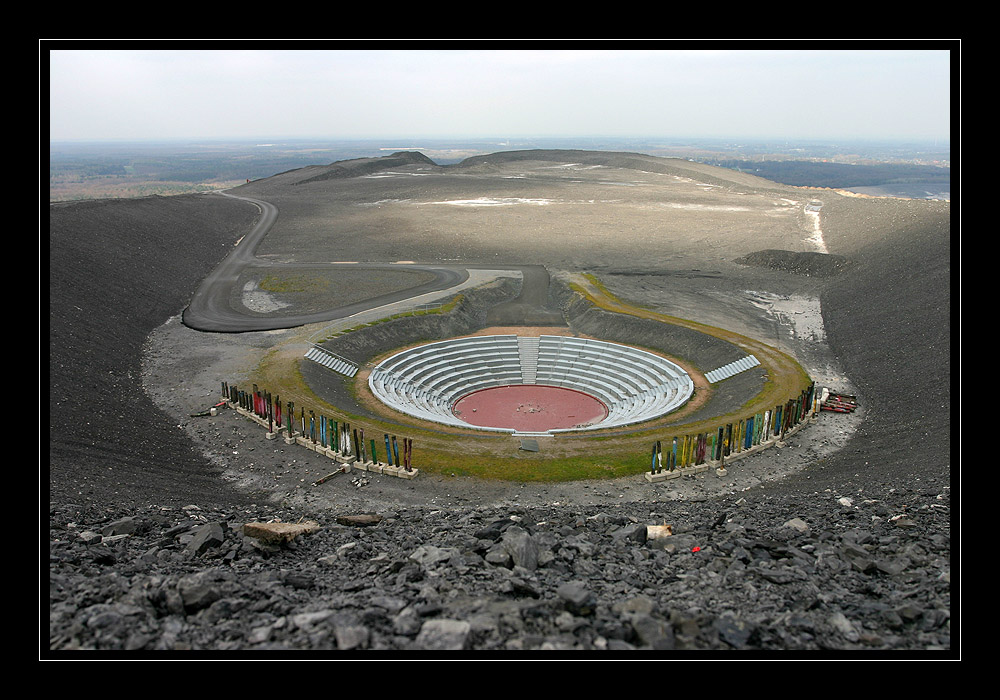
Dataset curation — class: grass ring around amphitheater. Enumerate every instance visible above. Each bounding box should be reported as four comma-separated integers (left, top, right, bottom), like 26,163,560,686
257,274,813,483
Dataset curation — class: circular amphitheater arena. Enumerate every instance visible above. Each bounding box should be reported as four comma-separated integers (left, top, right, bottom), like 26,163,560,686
368,335,694,435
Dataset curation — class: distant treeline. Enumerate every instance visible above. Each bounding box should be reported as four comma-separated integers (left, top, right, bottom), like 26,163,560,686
50,152,334,184
704,160,950,189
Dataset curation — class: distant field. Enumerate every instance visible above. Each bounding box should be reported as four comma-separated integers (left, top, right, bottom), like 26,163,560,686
702,159,950,193
48,139,519,202
48,138,950,202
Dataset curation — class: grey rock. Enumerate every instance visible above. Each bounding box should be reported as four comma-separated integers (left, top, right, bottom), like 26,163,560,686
484,545,513,568
177,569,231,612
557,581,595,616
614,595,656,617
292,610,335,632
100,534,130,545
716,614,754,648
474,518,516,541
631,614,675,649
501,526,539,571
612,523,648,544
409,544,458,568
841,542,875,573
334,623,370,650
414,619,471,650
78,530,103,544
648,533,699,553
829,611,860,642
875,558,907,576
393,607,423,636
186,522,225,555
782,517,810,534
102,518,138,537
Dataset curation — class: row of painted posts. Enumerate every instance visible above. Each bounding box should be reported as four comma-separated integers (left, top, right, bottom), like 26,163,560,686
222,381,416,478
648,382,817,480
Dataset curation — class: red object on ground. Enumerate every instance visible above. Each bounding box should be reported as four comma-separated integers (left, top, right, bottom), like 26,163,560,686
453,384,608,432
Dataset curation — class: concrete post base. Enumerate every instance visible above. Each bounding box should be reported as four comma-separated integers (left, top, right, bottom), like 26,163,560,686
645,470,681,482
352,461,417,478
385,465,418,479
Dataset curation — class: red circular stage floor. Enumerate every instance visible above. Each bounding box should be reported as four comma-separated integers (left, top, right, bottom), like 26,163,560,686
452,384,608,432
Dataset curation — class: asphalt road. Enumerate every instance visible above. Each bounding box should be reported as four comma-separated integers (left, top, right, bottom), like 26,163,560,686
181,192,474,332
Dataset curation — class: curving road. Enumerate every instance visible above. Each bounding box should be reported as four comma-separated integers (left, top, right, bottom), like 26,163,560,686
181,192,558,333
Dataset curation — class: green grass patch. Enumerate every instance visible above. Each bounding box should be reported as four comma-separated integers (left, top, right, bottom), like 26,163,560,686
258,273,330,294
325,294,465,338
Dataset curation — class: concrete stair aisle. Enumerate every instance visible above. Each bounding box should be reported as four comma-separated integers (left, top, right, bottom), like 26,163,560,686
518,336,540,384
305,346,358,377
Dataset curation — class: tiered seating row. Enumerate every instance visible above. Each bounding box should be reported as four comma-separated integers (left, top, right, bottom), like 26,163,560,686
369,336,522,432
368,335,694,434
535,336,693,432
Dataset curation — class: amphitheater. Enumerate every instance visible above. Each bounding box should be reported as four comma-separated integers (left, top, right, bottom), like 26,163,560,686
365,334,696,435
173,149,842,480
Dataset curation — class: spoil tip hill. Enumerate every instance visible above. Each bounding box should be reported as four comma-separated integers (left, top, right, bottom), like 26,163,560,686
49,149,950,505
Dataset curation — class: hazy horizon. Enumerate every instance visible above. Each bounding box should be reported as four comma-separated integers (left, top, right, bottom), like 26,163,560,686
49,135,950,148
46,46,954,145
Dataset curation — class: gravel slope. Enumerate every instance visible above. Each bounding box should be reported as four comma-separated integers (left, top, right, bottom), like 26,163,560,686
46,153,953,656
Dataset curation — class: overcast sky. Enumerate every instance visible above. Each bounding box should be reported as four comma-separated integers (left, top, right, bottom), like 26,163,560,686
46,45,954,143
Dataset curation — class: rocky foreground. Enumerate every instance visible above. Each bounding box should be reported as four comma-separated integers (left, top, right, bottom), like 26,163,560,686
48,480,950,652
